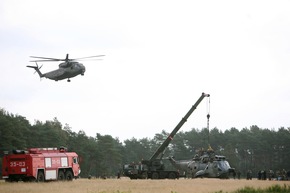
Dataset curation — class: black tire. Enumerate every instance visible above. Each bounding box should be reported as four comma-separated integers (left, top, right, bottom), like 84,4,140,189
37,171,45,182
65,170,73,181
58,170,65,181
168,172,176,179
141,172,148,179
151,172,159,179
5,178,12,182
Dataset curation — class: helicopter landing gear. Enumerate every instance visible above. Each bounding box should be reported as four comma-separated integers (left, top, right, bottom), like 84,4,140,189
67,79,71,82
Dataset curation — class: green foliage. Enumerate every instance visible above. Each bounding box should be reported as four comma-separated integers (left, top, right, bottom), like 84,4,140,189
0,107,290,179
214,184,290,193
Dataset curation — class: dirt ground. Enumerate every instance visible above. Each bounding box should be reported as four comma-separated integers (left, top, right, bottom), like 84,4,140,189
0,178,289,193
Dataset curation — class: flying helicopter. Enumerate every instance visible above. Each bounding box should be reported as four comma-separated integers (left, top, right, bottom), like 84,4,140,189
27,54,104,82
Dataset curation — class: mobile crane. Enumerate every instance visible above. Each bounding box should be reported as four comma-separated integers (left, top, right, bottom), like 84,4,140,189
123,92,210,179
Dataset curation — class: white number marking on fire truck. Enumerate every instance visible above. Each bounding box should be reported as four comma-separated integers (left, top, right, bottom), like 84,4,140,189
10,161,25,167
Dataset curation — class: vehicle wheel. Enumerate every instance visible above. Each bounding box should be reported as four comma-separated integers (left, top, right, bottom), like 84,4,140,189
58,170,65,181
23,177,30,182
168,172,176,179
37,171,45,182
65,170,73,181
5,178,12,182
141,172,148,179
151,172,159,179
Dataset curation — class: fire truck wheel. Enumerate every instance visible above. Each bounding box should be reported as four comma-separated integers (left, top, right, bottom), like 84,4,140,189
58,170,65,181
65,170,73,181
37,171,45,182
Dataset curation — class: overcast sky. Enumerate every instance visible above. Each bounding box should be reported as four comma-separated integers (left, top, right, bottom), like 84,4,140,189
1,0,290,142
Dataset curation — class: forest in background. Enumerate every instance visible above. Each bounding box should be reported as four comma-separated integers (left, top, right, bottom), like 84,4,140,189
0,108,289,178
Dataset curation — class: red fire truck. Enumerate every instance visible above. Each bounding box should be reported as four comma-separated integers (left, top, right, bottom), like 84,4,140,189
2,147,80,182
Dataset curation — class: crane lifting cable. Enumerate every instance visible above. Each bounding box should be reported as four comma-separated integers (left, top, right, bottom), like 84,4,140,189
206,96,212,151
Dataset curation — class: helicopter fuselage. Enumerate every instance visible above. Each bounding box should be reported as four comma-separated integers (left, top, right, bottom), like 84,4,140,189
169,154,234,179
41,62,85,81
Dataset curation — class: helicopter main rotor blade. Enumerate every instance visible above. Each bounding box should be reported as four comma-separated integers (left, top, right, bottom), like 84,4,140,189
30,56,65,61
29,54,105,62
72,55,105,61
30,59,62,62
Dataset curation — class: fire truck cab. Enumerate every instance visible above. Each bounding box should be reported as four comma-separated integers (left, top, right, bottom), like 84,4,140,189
2,147,80,182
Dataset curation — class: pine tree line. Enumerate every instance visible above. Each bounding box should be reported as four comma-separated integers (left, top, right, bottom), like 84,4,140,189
0,108,289,178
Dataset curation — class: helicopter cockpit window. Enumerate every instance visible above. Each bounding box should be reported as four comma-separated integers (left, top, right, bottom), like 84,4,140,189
218,161,230,170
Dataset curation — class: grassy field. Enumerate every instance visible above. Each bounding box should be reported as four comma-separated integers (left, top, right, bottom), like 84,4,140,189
0,178,289,193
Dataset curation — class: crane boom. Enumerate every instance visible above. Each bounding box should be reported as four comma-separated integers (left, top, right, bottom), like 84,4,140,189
123,92,210,179
149,92,210,161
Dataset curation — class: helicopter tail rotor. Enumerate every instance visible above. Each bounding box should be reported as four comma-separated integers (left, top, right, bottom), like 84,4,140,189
27,62,44,78
30,62,43,74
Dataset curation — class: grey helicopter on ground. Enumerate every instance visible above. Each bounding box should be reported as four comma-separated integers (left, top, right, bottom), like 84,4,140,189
168,101,235,179
27,54,104,82
168,146,235,179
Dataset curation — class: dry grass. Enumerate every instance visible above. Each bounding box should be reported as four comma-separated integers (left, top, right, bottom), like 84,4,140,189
0,178,289,193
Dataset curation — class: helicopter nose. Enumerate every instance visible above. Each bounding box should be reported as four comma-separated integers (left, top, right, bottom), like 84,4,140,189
79,63,85,75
